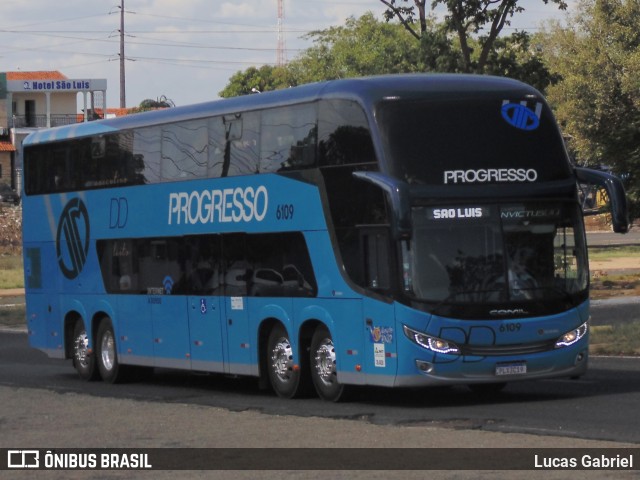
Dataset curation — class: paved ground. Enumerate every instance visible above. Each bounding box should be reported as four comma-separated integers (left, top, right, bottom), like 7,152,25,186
0,386,638,480
0,288,23,297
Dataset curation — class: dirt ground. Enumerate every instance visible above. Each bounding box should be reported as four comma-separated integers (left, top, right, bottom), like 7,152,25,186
589,256,640,299
589,257,640,270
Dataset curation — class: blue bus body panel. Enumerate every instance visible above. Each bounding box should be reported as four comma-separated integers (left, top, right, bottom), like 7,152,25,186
116,295,155,366
22,175,327,243
22,74,593,389
393,301,589,386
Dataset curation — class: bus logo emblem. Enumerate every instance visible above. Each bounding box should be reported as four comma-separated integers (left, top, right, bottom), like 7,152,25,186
56,198,90,279
501,101,542,131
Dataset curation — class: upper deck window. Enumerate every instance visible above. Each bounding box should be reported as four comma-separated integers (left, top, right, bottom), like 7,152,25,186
376,97,572,186
318,99,375,167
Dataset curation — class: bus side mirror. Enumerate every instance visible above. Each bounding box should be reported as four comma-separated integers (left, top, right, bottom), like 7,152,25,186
575,167,629,234
352,171,411,240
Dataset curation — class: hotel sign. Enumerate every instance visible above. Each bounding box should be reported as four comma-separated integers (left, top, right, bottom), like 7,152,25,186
7,78,107,93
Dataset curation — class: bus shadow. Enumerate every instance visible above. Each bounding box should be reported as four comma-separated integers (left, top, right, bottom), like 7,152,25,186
112,360,640,411
44,358,640,417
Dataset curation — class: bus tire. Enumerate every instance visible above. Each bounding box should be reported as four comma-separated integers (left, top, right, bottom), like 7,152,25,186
72,319,99,381
267,324,303,398
96,318,126,384
310,325,346,402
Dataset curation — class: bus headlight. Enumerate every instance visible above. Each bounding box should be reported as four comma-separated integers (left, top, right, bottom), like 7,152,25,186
555,321,588,348
403,325,461,355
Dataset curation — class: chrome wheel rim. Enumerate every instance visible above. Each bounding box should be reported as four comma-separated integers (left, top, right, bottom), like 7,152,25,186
270,336,294,382
100,330,115,371
74,330,90,368
314,338,337,386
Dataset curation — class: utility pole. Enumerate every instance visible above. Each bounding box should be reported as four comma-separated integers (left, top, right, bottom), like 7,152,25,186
276,0,286,67
119,0,126,108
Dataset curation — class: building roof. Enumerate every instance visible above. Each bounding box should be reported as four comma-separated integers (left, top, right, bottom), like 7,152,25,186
6,71,68,81
105,108,131,117
0,141,16,152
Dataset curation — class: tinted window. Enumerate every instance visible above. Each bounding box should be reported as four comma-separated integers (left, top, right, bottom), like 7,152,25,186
161,120,209,181
24,133,145,194
97,232,316,297
133,127,162,184
404,201,588,318
260,104,317,172
317,100,383,288
377,97,572,185
247,233,316,297
24,101,369,195
318,100,375,167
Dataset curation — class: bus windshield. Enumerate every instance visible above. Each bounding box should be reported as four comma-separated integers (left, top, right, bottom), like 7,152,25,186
403,202,588,318
377,97,572,186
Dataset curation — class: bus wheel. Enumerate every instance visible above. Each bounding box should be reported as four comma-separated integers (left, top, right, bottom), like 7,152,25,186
310,325,345,402
72,319,98,381
96,318,125,384
267,324,302,398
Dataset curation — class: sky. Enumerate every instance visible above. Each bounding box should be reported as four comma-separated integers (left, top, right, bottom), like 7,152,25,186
0,0,575,110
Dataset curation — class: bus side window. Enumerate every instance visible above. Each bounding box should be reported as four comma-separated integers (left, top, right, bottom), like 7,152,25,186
133,127,162,184
230,112,260,176
161,120,209,181
222,234,248,296
260,104,317,173
360,228,392,292
209,117,227,178
318,99,374,167
247,233,317,297
97,239,138,293
183,235,222,295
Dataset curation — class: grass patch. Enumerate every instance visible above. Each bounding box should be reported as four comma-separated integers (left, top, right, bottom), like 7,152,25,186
0,254,24,289
590,323,640,356
588,245,640,261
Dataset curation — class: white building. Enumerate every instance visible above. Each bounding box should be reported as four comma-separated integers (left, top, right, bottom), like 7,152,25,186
0,71,107,192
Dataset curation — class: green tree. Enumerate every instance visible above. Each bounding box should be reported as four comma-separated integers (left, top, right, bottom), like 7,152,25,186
289,12,425,83
132,96,175,113
219,65,295,98
381,0,567,73
484,31,560,93
539,0,640,218
219,13,424,95
219,12,557,97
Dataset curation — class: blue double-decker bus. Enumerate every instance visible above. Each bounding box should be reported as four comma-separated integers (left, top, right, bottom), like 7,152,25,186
21,75,628,400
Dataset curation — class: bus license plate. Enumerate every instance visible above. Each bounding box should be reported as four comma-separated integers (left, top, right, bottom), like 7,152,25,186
495,362,527,376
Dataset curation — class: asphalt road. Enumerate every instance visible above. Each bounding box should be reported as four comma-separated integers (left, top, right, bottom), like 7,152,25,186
2,330,640,444
2,331,639,479
587,228,640,246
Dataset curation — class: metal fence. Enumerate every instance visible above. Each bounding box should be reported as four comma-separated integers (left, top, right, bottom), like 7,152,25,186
12,114,103,128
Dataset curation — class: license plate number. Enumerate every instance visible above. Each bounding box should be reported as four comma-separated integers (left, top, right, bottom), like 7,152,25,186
495,362,527,376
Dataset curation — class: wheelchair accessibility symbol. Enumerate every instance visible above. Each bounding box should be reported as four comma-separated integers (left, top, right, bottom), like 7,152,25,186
200,298,207,314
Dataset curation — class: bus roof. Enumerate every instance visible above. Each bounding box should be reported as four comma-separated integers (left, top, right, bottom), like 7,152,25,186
23,74,540,147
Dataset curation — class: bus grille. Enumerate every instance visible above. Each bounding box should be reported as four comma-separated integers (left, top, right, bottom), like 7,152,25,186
460,340,557,356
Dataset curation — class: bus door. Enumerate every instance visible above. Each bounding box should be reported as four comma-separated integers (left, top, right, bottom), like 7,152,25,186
360,228,398,384
222,234,253,375
363,298,397,384
188,295,224,373
184,235,226,372
150,296,190,369
143,239,191,369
